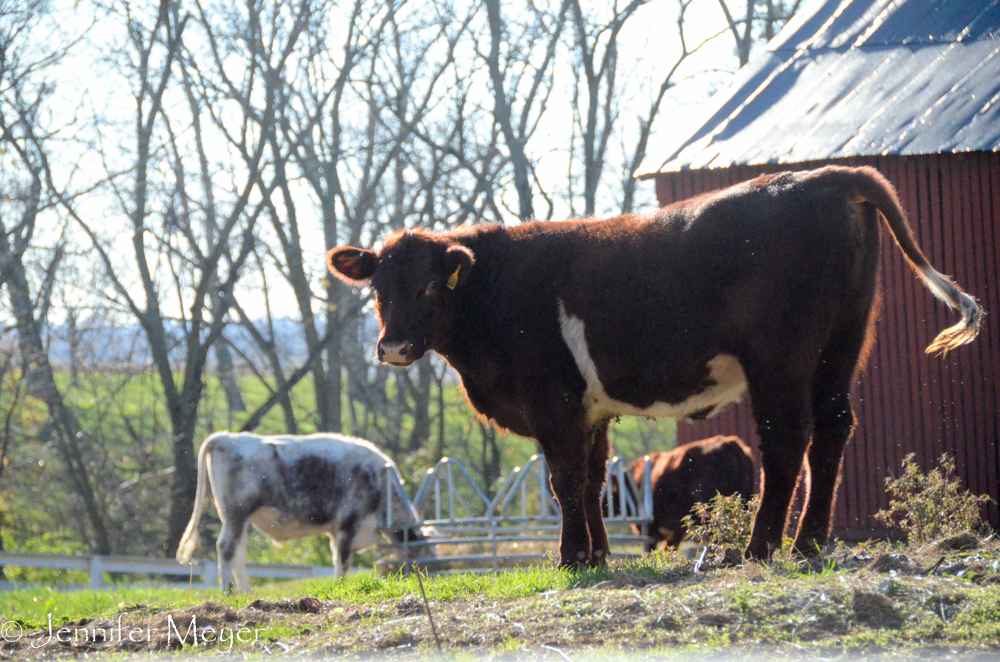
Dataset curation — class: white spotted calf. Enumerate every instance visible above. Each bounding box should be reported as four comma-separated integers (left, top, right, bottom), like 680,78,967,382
176,432,430,592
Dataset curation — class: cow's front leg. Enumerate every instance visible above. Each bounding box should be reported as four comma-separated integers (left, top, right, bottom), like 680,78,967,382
582,421,611,567
547,451,591,569
530,381,593,568
331,517,358,580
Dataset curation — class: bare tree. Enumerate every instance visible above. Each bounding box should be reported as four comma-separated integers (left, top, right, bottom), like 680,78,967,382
482,0,570,221
566,0,654,217
257,0,389,434
621,0,727,213
0,0,113,554
717,0,802,66
66,0,293,555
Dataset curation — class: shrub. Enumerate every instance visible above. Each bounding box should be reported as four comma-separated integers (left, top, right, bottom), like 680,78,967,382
874,453,990,543
681,492,760,552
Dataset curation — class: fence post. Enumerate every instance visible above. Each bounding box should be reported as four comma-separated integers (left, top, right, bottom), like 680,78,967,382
89,556,104,589
642,456,653,520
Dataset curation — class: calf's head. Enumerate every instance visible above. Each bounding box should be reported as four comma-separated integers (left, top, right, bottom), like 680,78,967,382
326,231,474,366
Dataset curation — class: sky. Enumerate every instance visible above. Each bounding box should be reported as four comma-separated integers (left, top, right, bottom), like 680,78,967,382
8,0,812,324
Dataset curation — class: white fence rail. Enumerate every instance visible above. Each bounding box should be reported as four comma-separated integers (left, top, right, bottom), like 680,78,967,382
0,552,336,591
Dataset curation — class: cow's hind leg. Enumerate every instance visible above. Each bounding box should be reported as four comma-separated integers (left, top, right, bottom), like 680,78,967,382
744,375,814,561
583,422,612,567
794,318,871,557
217,515,250,593
794,387,854,558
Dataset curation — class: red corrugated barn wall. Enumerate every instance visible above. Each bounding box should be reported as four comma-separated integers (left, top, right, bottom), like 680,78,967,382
653,153,1000,539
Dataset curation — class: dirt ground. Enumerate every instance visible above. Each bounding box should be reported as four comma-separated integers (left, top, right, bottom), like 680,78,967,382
3,536,1000,660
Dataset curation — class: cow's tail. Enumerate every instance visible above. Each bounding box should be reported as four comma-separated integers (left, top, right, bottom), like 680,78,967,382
176,434,218,564
837,166,982,355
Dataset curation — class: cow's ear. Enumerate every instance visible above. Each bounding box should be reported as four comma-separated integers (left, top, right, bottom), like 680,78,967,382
443,244,475,290
327,246,378,285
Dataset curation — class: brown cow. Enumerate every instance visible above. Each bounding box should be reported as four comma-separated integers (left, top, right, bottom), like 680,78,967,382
606,436,756,551
326,166,981,567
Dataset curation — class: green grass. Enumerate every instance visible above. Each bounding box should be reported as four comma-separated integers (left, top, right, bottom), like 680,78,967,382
3,547,1000,659
0,566,578,627
301,566,576,604
0,585,240,629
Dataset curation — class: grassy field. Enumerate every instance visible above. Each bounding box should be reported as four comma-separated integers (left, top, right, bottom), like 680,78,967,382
1,536,998,660
1,366,677,570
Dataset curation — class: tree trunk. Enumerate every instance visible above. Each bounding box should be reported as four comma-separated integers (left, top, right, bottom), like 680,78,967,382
408,358,432,451
435,366,446,460
214,338,246,413
0,225,112,554
67,307,80,387
325,281,343,433
163,394,202,558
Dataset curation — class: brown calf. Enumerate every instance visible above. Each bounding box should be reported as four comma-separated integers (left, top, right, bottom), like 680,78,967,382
607,436,756,551
326,166,981,567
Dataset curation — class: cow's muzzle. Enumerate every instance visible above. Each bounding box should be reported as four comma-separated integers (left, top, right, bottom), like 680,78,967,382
377,339,416,366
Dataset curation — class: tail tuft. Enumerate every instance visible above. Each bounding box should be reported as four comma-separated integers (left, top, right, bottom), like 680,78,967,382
925,291,984,356
176,535,197,564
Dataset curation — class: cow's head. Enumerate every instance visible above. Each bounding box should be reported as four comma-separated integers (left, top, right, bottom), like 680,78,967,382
326,231,474,366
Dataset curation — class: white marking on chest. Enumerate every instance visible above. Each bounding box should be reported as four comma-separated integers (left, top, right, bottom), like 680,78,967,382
557,300,748,426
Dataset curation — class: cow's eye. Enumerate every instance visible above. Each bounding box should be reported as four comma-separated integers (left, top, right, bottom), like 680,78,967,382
423,281,439,298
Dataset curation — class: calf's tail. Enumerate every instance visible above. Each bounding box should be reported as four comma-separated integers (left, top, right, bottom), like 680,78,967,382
837,166,982,355
175,434,218,564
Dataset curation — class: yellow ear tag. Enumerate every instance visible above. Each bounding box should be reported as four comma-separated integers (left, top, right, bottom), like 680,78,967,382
447,264,461,290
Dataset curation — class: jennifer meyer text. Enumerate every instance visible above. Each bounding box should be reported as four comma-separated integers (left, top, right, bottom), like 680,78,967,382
2,613,265,653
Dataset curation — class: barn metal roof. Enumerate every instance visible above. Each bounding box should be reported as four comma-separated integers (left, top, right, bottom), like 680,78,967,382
636,0,1000,177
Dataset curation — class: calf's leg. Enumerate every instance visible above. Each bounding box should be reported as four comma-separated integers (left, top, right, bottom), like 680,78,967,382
232,526,252,593
331,517,357,579
216,516,250,593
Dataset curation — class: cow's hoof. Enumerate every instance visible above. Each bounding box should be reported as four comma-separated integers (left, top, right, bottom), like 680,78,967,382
587,549,609,568
559,550,592,570
791,555,828,574
791,539,826,559
721,547,743,567
743,539,774,562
